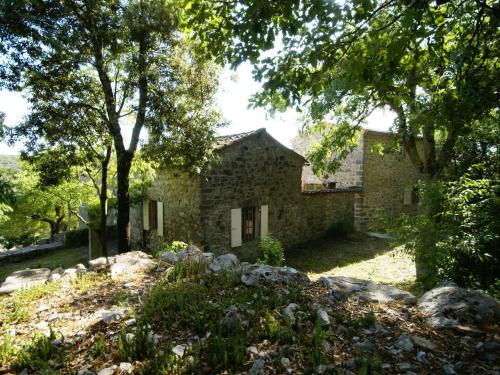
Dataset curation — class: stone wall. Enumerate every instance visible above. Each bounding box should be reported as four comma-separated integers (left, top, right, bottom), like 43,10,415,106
291,133,364,189
132,169,202,248
359,131,421,229
200,131,356,260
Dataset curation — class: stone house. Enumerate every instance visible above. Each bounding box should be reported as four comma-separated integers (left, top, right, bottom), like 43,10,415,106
131,128,356,260
291,129,421,230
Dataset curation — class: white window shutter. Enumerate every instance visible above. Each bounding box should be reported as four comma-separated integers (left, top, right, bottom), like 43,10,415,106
230,208,242,248
143,199,150,230
157,201,164,237
260,205,268,238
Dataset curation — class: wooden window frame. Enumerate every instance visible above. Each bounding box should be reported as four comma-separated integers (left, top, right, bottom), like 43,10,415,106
242,206,256,243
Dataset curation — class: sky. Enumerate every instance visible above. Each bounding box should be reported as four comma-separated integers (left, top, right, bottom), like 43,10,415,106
0,62,394,155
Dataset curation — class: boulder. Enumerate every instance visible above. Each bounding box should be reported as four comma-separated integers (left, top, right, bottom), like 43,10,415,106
0,268,51,295
220,305,244,332
89,257,108,272
160,252,179,264
418,283,500,328
248,359,265,375
209,253,240,273
75,263,87,274
283,303,299,324
320,276,417,305
49,267,64,282
99,308,126,324
316,308,331,327
61,268,78,280
177,245,202,262
109,251,156,279
241,264,310,287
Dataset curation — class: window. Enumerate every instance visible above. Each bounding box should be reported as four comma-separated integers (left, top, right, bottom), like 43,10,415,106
149,200,157,230
327,182,337,189
242,207,255,242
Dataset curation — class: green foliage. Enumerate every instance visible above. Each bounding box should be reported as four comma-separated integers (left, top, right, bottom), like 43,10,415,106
91,335,107,358
0,329,16,366
118,324,159,362
355,353,382,375
1,282,61,325
258,235,285,266
64,228,89,248
157,240,189,255
307,319,329,370
186,0,498,180
388,175,500,295
13,329,65,372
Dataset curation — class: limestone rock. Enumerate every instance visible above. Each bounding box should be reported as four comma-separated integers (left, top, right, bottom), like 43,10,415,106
320,276,417,305
75,263,87,274
283,303,299,324
61,268,78,280
0,268,51,295
109,251,156,279
396,334,414,352
89,257,108,272
411,336,436,351
209,253,240,273
248,359,265,375
97,365,117,375
172,344,187,358
418,283,500,328
316,308,331,327
241,264,310,287
177,245,202,262
99,308,126,324
220,305,243,332
49,267,64,282
119,362,133,374
160,252,178,264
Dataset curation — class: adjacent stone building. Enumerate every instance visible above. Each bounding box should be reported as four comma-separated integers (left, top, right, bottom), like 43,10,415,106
292,129,421,230
131,128,356,260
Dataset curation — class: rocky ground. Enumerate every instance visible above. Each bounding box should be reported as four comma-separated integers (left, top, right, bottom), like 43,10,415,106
0,248,498,374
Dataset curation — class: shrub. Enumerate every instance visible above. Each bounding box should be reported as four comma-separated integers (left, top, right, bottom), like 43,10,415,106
65,228,88,247
258,235,285,266
388,176,500,295
152,240,188,257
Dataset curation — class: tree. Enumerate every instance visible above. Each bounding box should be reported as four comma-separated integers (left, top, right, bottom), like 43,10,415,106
1,0,222,252
0,163,93,246
185,0,499,181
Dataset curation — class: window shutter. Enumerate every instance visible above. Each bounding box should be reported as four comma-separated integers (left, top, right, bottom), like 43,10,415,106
157,201,164,237
143,199,150,230
230,208,242,248
260,205,268,238
403,187,412,205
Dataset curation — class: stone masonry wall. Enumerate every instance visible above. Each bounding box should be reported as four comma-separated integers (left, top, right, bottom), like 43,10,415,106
359,131,421,229
291,133,364,188
133,169,202,248
201,132,355,261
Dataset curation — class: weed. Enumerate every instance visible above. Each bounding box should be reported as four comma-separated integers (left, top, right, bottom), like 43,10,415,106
204,326,246,372
307,319,329,370
263,310,281,339
72,273,109,294
91,335,107,358
2,282,61,324
118,324,158,362
13,329,65,372
258,235,285,266
165,258,208,283
111,290,131,306
355,353,382,375
0,328,17,366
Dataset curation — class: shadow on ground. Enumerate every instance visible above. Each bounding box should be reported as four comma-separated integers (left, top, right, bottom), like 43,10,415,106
286,233,393,274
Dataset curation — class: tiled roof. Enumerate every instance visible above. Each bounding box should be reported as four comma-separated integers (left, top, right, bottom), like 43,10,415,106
214,128,266,149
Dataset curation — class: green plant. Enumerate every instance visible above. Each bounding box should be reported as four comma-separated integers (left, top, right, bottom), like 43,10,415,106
0,328,17,366
118,324,157,362
387,175,500,294
72,273,109,294
91,335,107,358
307,319,329,370
355,353,382,375
13,329,65,372
151,240,189,258
258,235,285,266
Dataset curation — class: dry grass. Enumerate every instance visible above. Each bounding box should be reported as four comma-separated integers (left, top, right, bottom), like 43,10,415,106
286,233,417,290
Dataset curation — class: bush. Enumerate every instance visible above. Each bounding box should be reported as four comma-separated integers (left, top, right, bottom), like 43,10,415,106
65,228,88,248
156,240,188,254
388,176,500,296
258,235,285,266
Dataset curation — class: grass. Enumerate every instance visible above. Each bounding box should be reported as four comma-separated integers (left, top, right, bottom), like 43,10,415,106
286,233,416,290
133,259,335,373
0,281,61,325
0,246,88,283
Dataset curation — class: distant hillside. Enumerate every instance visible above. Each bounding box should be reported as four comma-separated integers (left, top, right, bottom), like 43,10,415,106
0,154,20,171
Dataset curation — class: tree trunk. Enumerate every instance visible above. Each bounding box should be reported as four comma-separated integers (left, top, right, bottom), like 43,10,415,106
99,143,112,256
116,150,133,253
